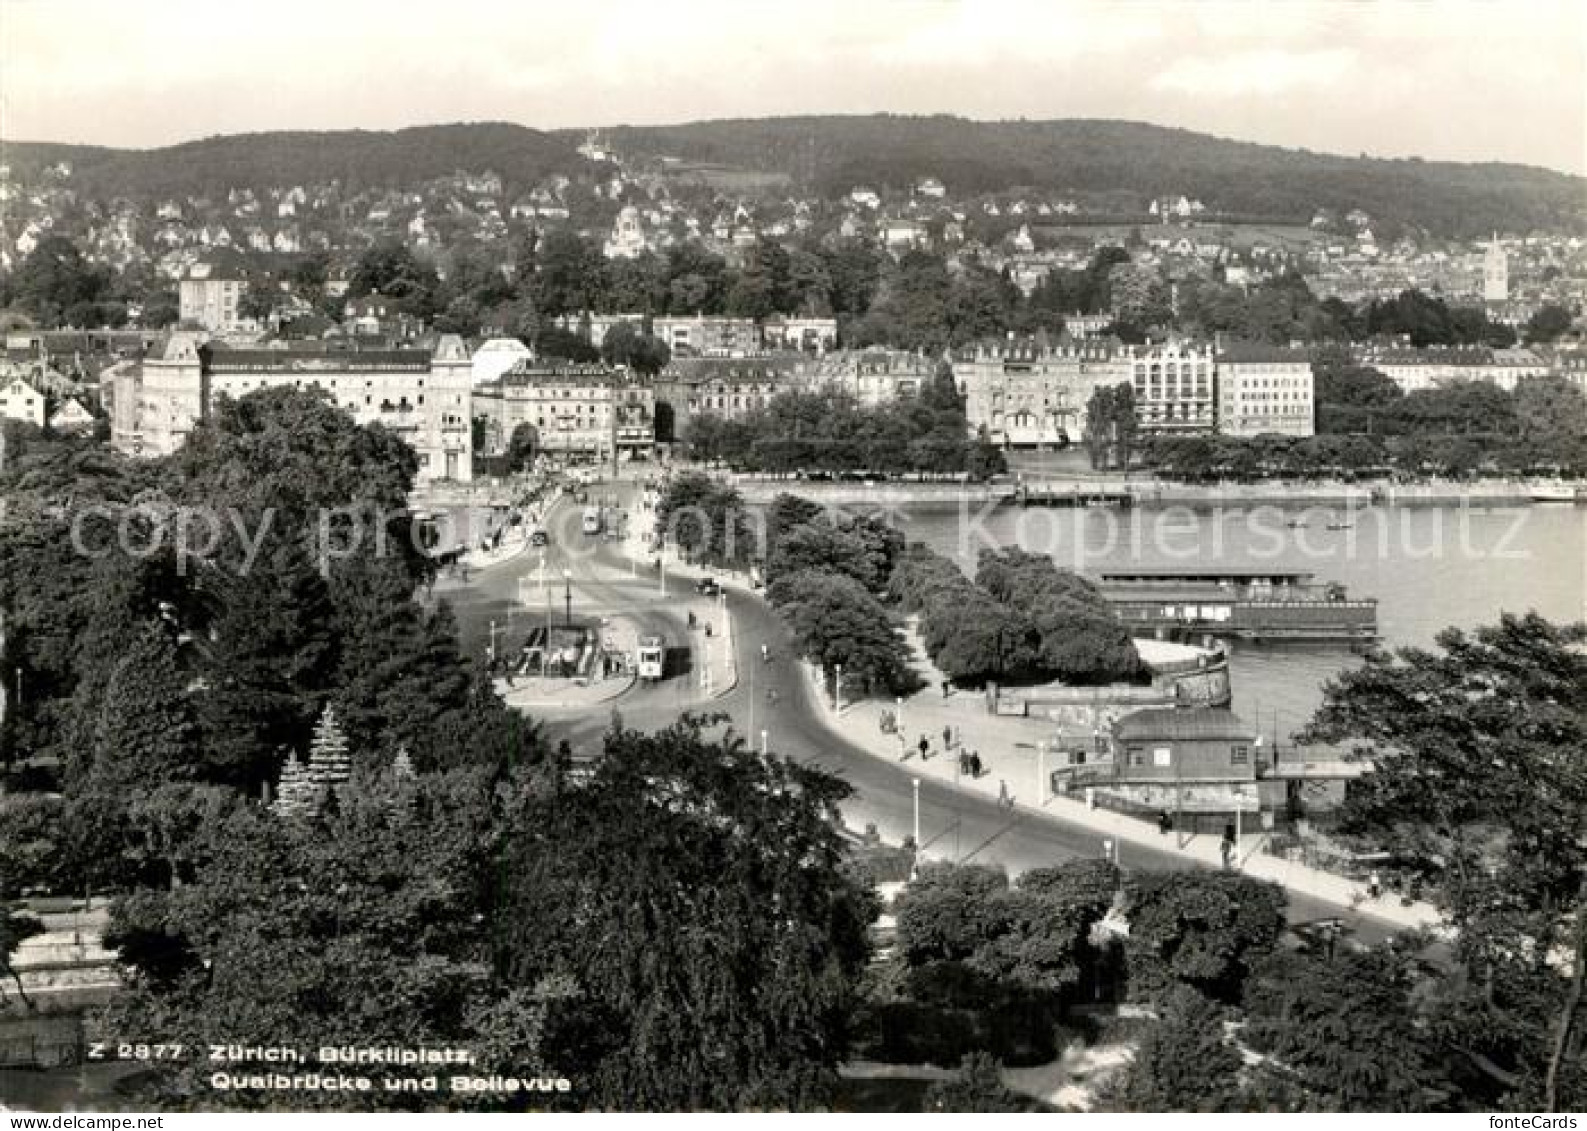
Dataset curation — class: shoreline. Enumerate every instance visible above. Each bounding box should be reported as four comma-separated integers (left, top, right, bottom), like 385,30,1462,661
728,476,1583,509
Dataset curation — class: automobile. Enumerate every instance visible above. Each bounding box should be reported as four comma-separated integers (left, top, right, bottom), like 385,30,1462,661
694,577,720,597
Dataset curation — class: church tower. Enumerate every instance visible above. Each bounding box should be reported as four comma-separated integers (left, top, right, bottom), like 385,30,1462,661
1483,234,1509,303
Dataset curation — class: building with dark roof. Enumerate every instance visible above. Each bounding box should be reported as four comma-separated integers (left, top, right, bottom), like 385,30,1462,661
653,355,808,443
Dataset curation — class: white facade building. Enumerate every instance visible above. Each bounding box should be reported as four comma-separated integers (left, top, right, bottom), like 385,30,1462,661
118,333,474,480
1215,346,1315,438
178,262,252,333
1125,342,1216,435
0,375,46,426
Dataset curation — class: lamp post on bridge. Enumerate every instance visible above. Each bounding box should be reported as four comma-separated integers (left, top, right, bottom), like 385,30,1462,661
911,778,921,881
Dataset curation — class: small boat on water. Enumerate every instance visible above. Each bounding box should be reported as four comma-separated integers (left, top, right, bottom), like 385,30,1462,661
1285,519,1308,529
1325,521,1353,530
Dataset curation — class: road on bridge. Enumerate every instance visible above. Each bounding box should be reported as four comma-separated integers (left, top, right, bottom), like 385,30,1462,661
436,478,1406,943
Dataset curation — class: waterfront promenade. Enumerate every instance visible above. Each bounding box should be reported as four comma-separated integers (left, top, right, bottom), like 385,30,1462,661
798,637,1442,932
628,505,1442,934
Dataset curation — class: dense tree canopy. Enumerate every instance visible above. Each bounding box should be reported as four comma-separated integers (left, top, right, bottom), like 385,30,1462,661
1302,613,1587,1111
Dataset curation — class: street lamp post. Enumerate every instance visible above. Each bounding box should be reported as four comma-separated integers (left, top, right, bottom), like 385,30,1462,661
563,569,573,628
487,619,500,666
834,664,843,714
911,778,921,880
760,729,768,756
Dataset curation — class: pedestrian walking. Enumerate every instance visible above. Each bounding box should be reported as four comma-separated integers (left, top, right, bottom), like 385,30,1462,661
918,735,930,761
1220,825,1236,870
1367,871,1382,900
958,751,969,777
942,725,953,750
969,752,982,779
1157,810,1172,835
998,779,1010,809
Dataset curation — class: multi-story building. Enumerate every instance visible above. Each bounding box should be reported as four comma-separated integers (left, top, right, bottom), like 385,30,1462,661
551,313,760,359
806,348,937,407
652,315,759,358
178,261,251,334
1356,345,1548,393
1552,348,1587,400
760,315,838,354
0,373,46,426
1125,342,1216,435
1214,345,1315,438
954,341,1129,447
652,355,805,443
473,362,655,465
119,333,474,480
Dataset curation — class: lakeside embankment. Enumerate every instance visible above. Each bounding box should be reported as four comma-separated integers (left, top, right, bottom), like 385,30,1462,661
730,475,1584,509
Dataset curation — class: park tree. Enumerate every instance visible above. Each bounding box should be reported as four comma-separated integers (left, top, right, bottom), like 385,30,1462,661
347,240,440,315
6,235,117,327
1083,384,1136,470
1511,375,1587,471
600,320,671,375
655,472,754,566
0,906,44,1013
893,864,1011,964
1301,612,1587,1111
1121,871,1286,1004
727,237,794,320
924,1052,1029,1112
767,516,902,594
237,277,277,324
1524,303,1576,344
1107,262,1172,330
82,622,201,793
1108,988,1248,1111
102,766,528,1110
765,570,918,696
504,421,537,472
491,718,875,1110
969,860,1122,994
1242,947,1451,1110
533,325,601,364
526,228,605,317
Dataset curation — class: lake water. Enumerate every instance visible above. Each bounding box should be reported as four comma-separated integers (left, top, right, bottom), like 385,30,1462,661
891,500,1586,743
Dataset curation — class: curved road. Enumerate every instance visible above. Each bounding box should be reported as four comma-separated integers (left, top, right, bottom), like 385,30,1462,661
437,482,1405,943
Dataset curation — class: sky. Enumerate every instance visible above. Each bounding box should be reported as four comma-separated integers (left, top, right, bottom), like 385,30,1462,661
2,0,1584,175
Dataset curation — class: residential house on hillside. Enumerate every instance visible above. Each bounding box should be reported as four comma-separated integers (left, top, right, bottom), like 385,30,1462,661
48,396,97,433
0,374,46,426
